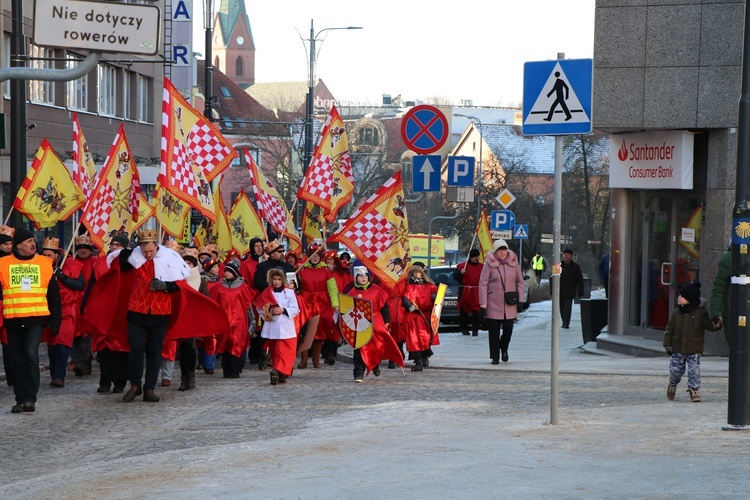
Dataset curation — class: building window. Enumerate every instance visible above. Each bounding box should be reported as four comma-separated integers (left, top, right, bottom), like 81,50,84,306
29,44,54,104
98,64,116,116
2,34,10,98
235,56,244,76
220,86,231,97
122,71,131,119
223,119,233,129
137,74,150,122
66,56,87,110
233,147,260,167
359,126,378,146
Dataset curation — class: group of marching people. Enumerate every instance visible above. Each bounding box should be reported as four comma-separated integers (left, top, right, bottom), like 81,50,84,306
0,226,446,412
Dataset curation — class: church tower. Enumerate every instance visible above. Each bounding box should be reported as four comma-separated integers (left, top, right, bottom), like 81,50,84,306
211,0,255,88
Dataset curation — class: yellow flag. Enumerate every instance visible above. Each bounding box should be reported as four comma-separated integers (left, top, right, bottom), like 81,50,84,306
302,201,325,242
476,208,493,262
211,177,233,262
329,171,409,291
81,125,143,252
228,190,266,255
154,181,191,239
284,210,302,254
14,139,86,229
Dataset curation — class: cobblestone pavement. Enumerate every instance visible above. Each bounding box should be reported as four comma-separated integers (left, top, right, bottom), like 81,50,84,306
0,357,748,498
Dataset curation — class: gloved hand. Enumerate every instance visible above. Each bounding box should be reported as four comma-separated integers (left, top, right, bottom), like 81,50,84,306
150,278,167,292
408,304,417,312
480,308,486,321
127,234,139,250
664,346,672,355
53,267,66,280
50,326,59,337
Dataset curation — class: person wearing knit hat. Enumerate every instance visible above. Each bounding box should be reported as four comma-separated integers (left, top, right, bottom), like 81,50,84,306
111,234,130,250
209,255,254,379
40,238,85,389
0,233,13,256
452,248,484,337
0,225,61,412
664,281,722,402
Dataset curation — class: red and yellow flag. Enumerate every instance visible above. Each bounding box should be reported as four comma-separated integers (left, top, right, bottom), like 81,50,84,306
128,194,155,235
160,78,235,221
297,105,355,223
211,178,233,262
476,208,493,262
329,171,409,291
302,201,325,242
228,190,266,255
13,139,86,229
81,124,142,252
154,181,191,239
72,113,98,202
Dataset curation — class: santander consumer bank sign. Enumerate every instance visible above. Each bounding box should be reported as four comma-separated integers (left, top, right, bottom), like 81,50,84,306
609,131,694,189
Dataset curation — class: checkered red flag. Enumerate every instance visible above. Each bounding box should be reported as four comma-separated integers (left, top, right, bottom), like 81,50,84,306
188,122,234,181
246,149,288,232
329,171,409,291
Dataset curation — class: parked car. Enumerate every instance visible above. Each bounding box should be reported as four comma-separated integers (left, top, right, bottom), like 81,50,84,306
428,265,530,326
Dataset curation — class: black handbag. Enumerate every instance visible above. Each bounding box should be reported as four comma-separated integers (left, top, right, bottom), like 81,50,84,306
499,271,519,305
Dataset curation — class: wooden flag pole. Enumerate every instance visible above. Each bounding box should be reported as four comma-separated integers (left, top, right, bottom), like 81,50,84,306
59,220,83,268
3,207,14,226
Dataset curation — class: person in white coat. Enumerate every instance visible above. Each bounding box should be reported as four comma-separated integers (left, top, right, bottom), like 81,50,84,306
257,269,299,385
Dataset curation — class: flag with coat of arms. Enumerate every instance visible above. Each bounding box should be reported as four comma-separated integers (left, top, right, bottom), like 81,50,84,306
13,139,86,229
328,171,409,291
476,208,493,262
228,190,266,255
297,105,355,223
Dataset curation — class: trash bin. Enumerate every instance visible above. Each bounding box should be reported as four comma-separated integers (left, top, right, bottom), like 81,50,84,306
580,298,608,343
575,275,592,304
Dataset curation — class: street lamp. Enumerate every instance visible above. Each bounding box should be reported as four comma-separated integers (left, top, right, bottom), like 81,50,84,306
203,0,214,120
301,20,362,174
454,113,483,222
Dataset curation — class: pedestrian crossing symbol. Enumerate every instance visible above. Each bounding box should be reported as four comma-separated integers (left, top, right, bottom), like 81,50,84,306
522,59,592,136
514,224,529,240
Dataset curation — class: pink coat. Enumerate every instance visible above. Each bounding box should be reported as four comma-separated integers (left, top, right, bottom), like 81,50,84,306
478,249,524,321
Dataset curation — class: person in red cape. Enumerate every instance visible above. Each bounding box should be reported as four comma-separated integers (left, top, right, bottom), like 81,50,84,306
402,264,439,372
452,248,484,337
71,233,99,377
84,229,229,403
255,269,299,385
298,244,339,368
239,237,265,366
0,230,13,386
196,256,221,374
342,266,404,382
41,238,84,388
209,260,256,378
87,233,130,394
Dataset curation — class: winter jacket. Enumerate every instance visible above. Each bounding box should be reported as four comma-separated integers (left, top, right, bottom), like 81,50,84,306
478,249,524,321
663,298,721,355
709,250,730,338
559,260,584,300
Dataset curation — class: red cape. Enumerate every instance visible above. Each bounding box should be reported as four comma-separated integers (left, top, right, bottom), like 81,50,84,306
84,257,230,342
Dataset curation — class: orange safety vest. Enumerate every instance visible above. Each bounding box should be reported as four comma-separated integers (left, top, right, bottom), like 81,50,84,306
0,254,53,319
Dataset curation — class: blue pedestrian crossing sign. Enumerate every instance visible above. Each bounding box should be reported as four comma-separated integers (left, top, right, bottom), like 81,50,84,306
491,210,516,231
412,155,441,192
522,59,593,136
514,224,529,240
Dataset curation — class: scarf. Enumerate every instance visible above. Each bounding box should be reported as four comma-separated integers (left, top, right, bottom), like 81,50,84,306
679,302,699,315
186,266,202,291
127,245,191,282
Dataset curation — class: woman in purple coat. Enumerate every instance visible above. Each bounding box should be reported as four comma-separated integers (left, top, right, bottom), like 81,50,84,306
478,239,525,364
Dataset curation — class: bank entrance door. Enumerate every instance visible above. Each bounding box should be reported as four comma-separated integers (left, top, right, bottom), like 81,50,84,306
636,195,702,336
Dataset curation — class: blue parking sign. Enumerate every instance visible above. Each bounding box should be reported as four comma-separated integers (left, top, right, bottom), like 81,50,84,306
447,156,474,186
491,210,516,231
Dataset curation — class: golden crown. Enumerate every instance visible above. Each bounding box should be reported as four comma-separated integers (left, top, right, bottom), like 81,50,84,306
137,228,159,243
42,237,60,251
75,234,93,247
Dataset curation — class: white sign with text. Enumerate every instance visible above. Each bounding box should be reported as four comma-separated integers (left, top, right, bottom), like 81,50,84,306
609,130,694,189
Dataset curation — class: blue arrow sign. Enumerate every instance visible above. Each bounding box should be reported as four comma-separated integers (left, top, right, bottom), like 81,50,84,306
447,156,475,187
522,59,592,136
491,210,516,231
514,224,529,240
412,155,441,192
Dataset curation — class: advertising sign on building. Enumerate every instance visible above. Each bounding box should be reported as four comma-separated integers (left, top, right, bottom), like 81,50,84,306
609,131,694,190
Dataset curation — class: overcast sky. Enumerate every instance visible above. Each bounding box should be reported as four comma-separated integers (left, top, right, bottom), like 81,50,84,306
193,0,596,107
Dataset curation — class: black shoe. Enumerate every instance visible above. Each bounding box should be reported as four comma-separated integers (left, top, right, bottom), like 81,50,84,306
112,384,126,394
461,331,470,336
411,365,423,372
143,390,160,402
501,350,509,363
22,402,35,412
388,361,396,369
472,331,479,336
326,356,336,365
258,353,269,371
423,357,429,368
269,369,279,385
11,404,23,413
97,386,111,394
492,359,499,365
373,366,381,377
